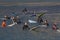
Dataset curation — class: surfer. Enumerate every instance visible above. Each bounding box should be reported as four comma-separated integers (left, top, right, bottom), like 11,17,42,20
11,16,17,22
44,20,49,26
37,16,43,24
23,22,30,30
16,16,21,24
52,23,59,30
4,15,10,20
22,8,27,13
11,16,21,24
37,13,46,24
2,20,6,28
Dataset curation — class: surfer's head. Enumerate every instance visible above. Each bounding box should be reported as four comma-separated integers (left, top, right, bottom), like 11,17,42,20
4,15,8,18
53,22,57,25
16,16,19,18
11,16,15,19
24,22,28,25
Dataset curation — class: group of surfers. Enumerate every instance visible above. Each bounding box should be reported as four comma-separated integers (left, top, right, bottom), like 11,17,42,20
1,15,59,31
23,18,59,31
2,15,21,27
1,8,59,31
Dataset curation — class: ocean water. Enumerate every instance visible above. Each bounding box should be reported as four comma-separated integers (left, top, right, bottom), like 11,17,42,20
0,5,60,40
0,0,60,2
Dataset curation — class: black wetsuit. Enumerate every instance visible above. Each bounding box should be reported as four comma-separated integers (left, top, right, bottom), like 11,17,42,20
13,18,21,24
5,17,10,19
44,23,49,26
37,16,43,24
23,25,30,30
22,8,27,12
13,18,17,22
17,19,21,24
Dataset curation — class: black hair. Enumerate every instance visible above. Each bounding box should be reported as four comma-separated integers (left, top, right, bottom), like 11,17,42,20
3,20,6,21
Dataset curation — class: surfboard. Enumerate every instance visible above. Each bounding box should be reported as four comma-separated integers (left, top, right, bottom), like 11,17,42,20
7,18,15,27
8,22,17,27
38,25,47,28
28,20,37,23
29,27,40,32
29,27,39,31
57,29,60,32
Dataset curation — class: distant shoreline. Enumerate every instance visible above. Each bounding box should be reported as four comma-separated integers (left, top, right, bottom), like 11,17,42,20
0,2,60,6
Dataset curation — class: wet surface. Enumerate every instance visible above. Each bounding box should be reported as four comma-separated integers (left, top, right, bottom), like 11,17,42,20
0,5,60,40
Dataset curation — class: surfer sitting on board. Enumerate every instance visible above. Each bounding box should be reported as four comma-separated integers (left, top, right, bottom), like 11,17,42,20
11,16,21,24
2,20,6,28
32,10,36,16
16,16,21,24
23,22,30,30
11,16,17,22
52,23,59,30
37,16,43,24
44,20,49,26
4,15,10,20
22,8,27,13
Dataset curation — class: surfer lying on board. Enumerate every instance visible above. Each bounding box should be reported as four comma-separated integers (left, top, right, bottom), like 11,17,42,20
52,23,59,30
23,22,30,30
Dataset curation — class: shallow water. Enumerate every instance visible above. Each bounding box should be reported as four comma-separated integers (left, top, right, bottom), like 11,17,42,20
0,5,60,40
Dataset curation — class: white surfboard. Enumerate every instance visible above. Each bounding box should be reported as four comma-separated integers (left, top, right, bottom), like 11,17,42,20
57,29,60,32
29,27,38,31
8,22,17,27
38,25,47,28
28,20,37,23
8,18,17,27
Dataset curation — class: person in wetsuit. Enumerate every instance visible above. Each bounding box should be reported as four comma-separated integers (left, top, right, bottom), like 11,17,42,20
2,20,6,28
23,22,30,30
37,16,43,24
11,16,21,24
44,20,49,26
4,15,10,20
16,16,21,24
22,8,27,13
52,23,59,30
